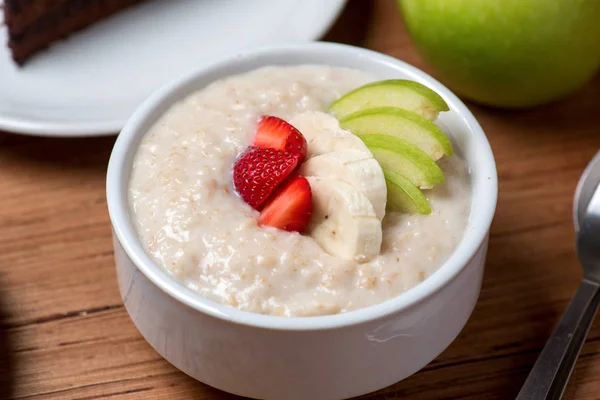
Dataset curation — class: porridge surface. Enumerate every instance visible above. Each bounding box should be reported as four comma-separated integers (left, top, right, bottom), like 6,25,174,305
129,65,471,317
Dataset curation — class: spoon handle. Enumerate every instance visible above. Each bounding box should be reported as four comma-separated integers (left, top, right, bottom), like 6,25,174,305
546,284,600,400
516,279,600,400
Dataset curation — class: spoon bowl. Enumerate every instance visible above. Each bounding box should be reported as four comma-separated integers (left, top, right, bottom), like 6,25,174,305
576,151,600,282
575,151,600,232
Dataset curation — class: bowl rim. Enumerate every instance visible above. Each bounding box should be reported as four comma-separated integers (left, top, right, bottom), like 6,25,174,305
106,41,498,331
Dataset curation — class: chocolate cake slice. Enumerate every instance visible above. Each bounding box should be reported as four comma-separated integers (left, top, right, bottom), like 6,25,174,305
4,0,145,65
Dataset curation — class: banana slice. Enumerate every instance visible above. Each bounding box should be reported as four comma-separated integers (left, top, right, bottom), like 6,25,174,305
289,111,371,158
306,177,382,263
300,150,387,220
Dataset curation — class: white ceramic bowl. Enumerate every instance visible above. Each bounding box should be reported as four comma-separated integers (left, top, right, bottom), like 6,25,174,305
106,42,497,400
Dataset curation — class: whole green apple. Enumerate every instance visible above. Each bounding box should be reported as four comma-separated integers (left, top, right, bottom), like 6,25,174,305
399,0,600,108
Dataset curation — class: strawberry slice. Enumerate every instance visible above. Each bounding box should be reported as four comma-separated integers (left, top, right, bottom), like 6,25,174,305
254,116,307,162
259,176,312,233
233,146,300,210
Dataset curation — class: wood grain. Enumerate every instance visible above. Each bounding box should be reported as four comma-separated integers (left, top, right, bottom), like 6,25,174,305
2,1,600,398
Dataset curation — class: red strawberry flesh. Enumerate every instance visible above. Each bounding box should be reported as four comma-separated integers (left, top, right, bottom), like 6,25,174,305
259,176,312,233
254,116,307,162
233,146,300,210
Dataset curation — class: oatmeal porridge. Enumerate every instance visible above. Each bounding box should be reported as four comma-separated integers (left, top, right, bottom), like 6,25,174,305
129,65,471,317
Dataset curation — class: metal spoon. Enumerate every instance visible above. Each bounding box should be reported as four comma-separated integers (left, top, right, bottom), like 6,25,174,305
517,151,600,400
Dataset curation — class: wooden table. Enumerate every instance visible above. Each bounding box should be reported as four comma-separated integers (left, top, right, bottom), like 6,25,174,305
2,1,600,399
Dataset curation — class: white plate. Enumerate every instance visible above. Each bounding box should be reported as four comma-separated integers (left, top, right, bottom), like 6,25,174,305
0,0,346,136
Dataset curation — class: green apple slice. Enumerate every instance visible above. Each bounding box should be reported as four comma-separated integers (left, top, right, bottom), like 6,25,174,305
384,169,431,215
360,134,444,189
339,107,453,161
329,79,449,120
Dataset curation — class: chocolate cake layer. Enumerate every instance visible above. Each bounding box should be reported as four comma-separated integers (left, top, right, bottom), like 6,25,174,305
4,0,144,64
5,0,70,33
